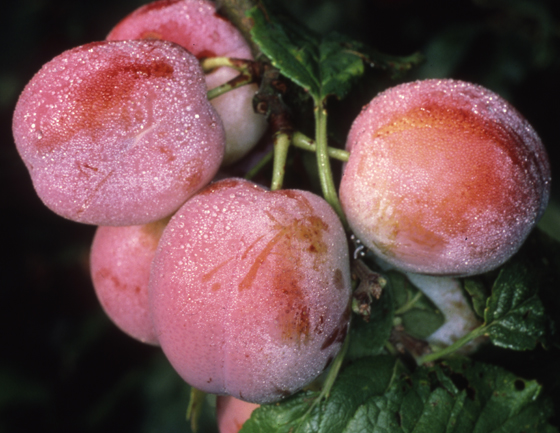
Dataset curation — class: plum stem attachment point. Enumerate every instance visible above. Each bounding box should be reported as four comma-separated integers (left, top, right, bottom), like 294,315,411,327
351,259,387,321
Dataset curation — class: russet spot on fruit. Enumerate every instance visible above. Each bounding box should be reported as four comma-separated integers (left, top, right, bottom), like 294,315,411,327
340,79,551,276
149,178,352,404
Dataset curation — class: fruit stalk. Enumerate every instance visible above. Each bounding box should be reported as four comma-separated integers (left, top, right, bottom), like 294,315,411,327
314,103,346,225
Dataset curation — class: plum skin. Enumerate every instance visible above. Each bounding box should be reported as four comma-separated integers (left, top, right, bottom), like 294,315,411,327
340,79,551,276
90,219,168,345
13,39,225,226
149,178,352,404
106,0,268,166
216,396,259,433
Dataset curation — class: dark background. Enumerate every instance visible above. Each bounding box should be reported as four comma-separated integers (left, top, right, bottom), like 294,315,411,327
1,0,559,431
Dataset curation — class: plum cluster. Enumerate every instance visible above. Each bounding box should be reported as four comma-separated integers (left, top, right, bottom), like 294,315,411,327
91,178,352,404
13,0,352,407
12,0,552,429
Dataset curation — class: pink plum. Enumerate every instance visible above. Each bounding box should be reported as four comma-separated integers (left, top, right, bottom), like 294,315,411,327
149,178,351,403
13,39,225,226
107,0,268,165
90,219,169,345
340,79,550,276
216,396,259,433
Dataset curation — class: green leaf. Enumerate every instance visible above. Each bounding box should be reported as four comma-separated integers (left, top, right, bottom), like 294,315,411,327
345,358,556,433
483,260,546,350
247,0,421,102
240,356,401,433
242,357,557,433
390,270,444,340
347,280,395,360
337,39,425,80
463,278,488,318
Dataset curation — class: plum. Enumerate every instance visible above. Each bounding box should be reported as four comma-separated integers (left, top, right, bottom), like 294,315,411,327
340,79,551,276
90,219,169,345
149,178,351,403
107,0,268,165
13,39,225,226
216,396,259,433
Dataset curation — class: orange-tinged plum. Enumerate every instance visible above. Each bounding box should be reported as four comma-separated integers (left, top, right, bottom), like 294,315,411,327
340,79,550,276
90,219,169,345
149,178,351,403
13,39,225,226
107,0,268,166
216,396,259,433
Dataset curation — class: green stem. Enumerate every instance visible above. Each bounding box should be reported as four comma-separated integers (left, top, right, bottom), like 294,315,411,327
200,56,248,73
394,291,424,315
206,72,253,100
186,387,206,433
417,325,487,365
319,331,350,399
295,332,351,432
270,132,291,191
292,131,349,161
244,150,273,180
314,103,347,226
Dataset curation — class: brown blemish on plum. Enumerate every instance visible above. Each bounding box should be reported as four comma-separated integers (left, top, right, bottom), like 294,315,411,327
138,0,182,13
139,219,168,250
75,169,115,217
238,229,284,291
96,267,126,291
195,49,218,60
321,307,351,350
76,162,99,177
241,235,265,260
238,203,329,291
203,257,234,283
157,146,176,162
238,233,312,342
197,178,245,196
268,193,330,270
179,159,204,194
272,385,292,398
140,31,163,40
274,277,311,344
314,315,325,335
333,268,344,291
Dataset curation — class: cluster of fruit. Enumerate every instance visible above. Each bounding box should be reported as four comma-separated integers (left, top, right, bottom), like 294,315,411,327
12,0,551,431
13,0,352,407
